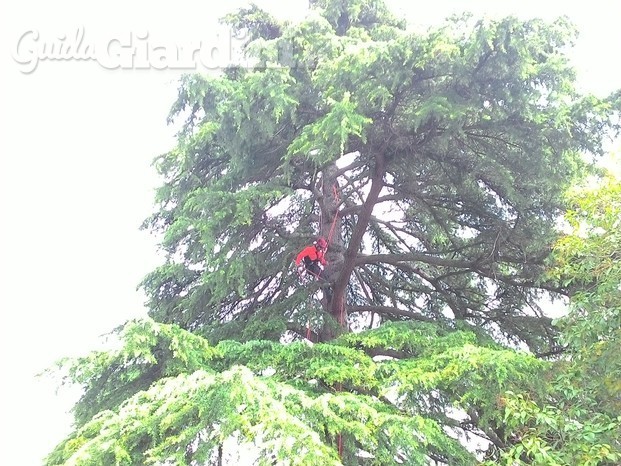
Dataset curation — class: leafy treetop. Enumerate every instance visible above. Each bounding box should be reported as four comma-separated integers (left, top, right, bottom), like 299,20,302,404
141,0,618,349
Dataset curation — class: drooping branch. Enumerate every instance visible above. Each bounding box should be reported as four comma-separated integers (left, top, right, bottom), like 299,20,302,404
349,305,434,322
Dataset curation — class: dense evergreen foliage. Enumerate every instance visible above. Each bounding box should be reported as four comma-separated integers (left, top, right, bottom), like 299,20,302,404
45,1,620,464
48,319,551,464
139,0,610,348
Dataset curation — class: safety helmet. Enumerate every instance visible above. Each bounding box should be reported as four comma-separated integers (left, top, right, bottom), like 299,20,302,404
316,237,327,249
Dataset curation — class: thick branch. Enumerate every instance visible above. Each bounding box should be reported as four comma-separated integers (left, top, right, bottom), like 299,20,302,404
331,150,386,326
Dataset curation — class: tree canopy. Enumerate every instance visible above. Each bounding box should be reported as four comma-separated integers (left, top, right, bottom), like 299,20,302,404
45,1,620,464
139,0,613,348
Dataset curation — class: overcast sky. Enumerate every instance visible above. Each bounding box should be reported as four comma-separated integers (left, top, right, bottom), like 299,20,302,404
1,1,620,464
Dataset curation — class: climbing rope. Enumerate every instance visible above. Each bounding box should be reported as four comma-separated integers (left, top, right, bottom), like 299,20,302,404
325,184,340,248
304,181,341,341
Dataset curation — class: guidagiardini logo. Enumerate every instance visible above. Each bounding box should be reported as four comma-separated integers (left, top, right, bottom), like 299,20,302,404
12,26,251,74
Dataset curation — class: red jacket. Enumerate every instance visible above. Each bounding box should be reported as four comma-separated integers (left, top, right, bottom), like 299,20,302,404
295,245,327,266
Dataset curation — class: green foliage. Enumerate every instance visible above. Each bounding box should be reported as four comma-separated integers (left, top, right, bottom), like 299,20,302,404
48,0,621,464
286,92,372,165
221,3,283,42
489,169,621,465
47,319,553,465
50,319,220,428
140,0,619,354
309,0,406,34
551,172,621,414
498,391,621,466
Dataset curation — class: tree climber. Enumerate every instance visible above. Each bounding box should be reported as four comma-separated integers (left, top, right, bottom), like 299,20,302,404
295,237,328,279
295,236,332,303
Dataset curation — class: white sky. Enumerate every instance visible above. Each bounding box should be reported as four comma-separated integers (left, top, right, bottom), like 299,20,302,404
0,1,619,464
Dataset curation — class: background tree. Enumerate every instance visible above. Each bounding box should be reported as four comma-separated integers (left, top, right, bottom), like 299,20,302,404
45,1,620,464
495,169,621,466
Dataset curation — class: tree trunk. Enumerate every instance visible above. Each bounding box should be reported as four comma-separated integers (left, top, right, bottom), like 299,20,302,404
217,444,223,466
318,161,344,341
319,151,386,341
